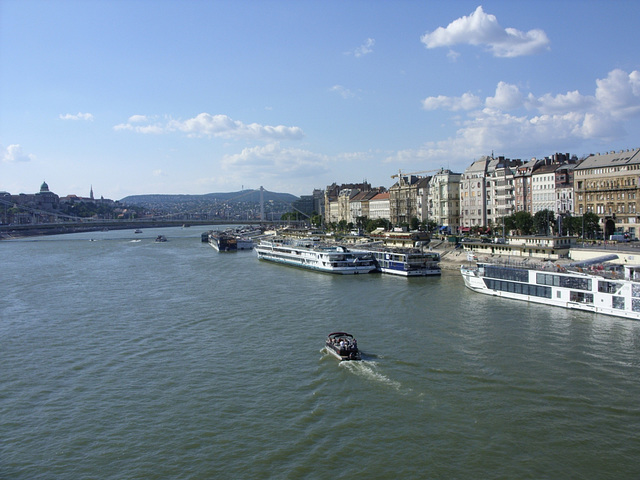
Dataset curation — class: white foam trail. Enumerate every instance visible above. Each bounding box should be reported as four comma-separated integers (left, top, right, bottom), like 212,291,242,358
340,360,402,390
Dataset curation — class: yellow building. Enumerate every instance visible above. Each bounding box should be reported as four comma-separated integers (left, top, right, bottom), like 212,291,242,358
574,148,640,239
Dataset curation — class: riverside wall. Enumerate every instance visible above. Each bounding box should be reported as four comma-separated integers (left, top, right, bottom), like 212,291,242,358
435,244,640,271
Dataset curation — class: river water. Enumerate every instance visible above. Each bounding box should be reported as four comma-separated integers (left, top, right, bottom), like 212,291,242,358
2,226,640,479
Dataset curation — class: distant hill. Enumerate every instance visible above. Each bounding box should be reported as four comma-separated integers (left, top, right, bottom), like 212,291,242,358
120,189,299,207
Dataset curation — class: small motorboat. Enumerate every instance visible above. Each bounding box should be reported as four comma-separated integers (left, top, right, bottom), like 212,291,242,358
325,332,361,361
155,235,167,242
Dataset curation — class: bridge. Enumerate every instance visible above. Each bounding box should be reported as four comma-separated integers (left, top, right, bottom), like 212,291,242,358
0,187,312,239
0,218,311,240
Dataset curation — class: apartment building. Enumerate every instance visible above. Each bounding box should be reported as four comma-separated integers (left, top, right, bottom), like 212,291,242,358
460,156,522,230
415,177,431,222
388,175,422,226
324,182,371,224
574,148,640,238
429,169,461,232
514,160,538,214
555,163,575,216
531,164,558,214
349,190,383,224
369,192,390,220
460,156,491,229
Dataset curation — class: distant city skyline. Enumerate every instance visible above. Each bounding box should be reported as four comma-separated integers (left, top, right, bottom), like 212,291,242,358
2,1,639,200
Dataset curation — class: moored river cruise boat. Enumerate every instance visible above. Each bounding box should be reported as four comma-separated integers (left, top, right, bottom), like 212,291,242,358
352,246,441,276
208,231,237,252
255,238,377,274
460,261,640,320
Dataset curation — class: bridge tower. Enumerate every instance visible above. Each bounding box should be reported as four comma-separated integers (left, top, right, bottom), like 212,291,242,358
260,186,265,221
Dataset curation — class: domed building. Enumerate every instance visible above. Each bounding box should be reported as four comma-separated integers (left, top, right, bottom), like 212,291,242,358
35,181,60,210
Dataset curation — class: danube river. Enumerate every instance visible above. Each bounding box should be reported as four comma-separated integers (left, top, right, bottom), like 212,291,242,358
2,227,640,479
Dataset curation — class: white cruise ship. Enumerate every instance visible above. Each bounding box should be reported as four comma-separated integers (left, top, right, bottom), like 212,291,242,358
255,238,377,274
352,246,441,276
461,261,640,320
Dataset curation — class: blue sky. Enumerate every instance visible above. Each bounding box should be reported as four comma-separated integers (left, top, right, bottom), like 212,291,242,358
2,1,639,200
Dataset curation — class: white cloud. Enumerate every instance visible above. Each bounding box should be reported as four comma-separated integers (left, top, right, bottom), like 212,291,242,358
421,6,550,58
128,114,148,123
355,38,375,57
114,113,304,141
407,68,640,166
486,82,524,110
346,38,375,57
528,90,594,114
2,144,35,163
59,112,94,121
331,85,355,99
446,49,461,62
595,69,640,119
422,92,481,111
221,143,329,177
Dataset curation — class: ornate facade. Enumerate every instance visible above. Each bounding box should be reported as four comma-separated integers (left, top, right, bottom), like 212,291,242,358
574,148,640,238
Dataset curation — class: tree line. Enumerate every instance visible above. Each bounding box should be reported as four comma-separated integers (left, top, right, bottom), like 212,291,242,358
282,209,602,238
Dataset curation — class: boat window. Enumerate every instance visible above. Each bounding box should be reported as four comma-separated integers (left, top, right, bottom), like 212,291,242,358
484,278,551,298
569,291,593,304
612,296,625,310
559,276,592,291
485,265,528,283
536,273,560,287
598,280,622,294
632,284,640,299
633,298,640,312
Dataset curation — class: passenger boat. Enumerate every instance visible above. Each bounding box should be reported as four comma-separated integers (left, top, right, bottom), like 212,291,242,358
325,332,361,361
460,259,640,320
236,236,254,250
352,246,441,276
209,231,237,252
255,238,377,274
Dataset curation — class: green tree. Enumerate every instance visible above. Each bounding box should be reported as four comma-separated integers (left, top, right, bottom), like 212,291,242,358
512,211,534,235
310,214,322,228
410,217,420,231
503,215,516,236
366,218,390,232
355,215,368,231
567,215,582,236
582,212,601,239
558,213,579,236
533,209,556,235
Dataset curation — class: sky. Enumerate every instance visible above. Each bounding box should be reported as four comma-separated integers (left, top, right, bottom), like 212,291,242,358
1,0,640,200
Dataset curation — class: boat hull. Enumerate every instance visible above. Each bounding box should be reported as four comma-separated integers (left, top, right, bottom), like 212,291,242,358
461,264,640,320
255,240,377,275
209,233,237,252
352,247,441,276
325,332,361,361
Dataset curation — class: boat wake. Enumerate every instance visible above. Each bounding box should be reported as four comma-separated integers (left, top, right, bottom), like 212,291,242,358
339,359,402,391
129,239,141,243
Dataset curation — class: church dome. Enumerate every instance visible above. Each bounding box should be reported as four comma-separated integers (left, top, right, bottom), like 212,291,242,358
40,181,49,192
